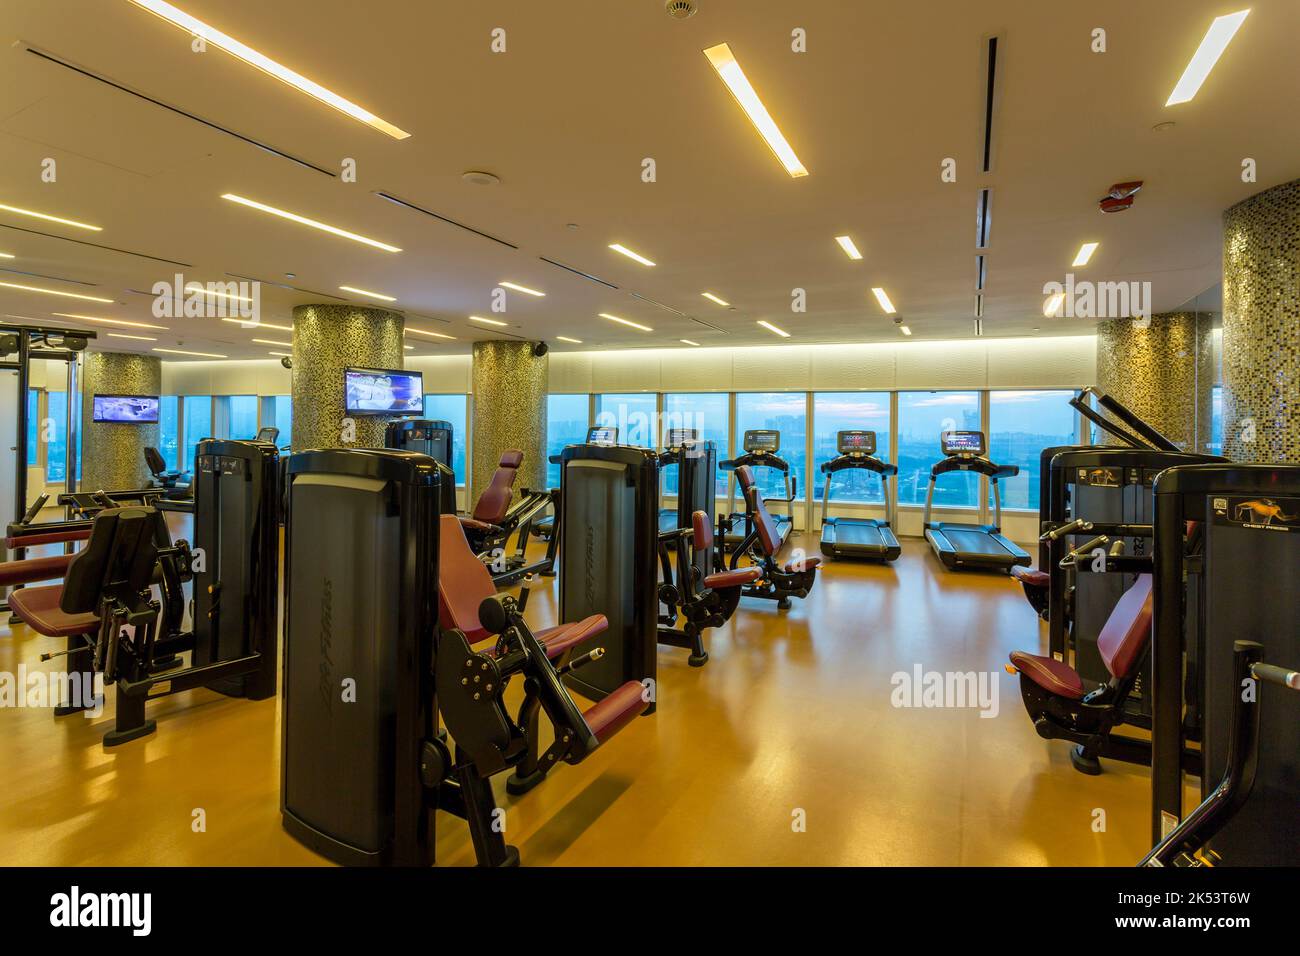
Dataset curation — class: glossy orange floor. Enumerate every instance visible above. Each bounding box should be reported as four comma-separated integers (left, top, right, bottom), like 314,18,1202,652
0,527,1168,866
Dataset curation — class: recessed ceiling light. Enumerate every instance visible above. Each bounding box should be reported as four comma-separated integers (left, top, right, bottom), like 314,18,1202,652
0,281,113,303
600,313,653,332
461,170,500,186
221,194,402,252
339,285,397,302
0,252,14,259
1072,242,1100,267
898,325,912,336
183,283,254,303
124,0,410,139
221,317,293,332
1165,10,1251,106
556,336,583,344
153,347,227,358
403,345,414,350
107,332,157,341
53,312,168,330
703,42,808,178
268,351,291,357
406,327,456,340
871,288,897,314
1044,292,1065,316
0,202,102,232
498,281,545,297
701,292,730,306
680,339,701,347
470,315,509,327
608,244,656,267
835,236,863,260
252,338,292,347
757,319,790,338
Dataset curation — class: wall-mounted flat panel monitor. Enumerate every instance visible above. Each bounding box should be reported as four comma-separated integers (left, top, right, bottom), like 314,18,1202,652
343,368,424,416
941,430,986,456
837,430,877,455
93,394,160,423
742,429,780,453
587,426,618,445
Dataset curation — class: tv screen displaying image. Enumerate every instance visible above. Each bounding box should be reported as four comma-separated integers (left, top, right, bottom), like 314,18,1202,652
343,368,424,416
93,394,160,424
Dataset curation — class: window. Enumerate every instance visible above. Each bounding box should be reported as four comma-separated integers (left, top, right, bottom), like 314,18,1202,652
595,393,656,449
897,391,981,507
662,393,730,496
159,396,180,470
988,390,1078,511
546,394,589,488
267,396,292,450
45,392,69,483
812,392,892,504
734,392,806,502
424,394,468,485
26,389,39,465
1209,385,1223,454
227,395,259,439
182,396,212,472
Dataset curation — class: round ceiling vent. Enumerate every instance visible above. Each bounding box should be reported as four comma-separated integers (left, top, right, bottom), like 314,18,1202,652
666,0,698,20
462,170,501,186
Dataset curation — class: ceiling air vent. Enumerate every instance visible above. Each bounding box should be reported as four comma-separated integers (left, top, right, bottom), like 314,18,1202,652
975,188,992,250
666,0,698,19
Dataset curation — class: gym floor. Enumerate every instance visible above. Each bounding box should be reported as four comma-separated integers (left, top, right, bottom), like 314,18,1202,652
0,522,1175,866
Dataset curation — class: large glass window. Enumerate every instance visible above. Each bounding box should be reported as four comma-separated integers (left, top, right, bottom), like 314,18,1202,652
546,394,589,487
812,392,892,504
662,392,730,496
1209,385,1223,455
734,392,807,502
26,389,39,465
159,396,180,470
595,393,656,449
45,391,69,483
897,391,981,507
227,395,258,439
182,396,212,473
988,390,1078,511
424,394,468,486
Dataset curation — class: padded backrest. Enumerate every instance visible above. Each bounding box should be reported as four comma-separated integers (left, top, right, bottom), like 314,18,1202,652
734,465,756,494
472,450,522,523
437,515,494,644
60,507,159,614
745,485,781,557
1097,574,1154,679
691,510,713,551
144,446,167,475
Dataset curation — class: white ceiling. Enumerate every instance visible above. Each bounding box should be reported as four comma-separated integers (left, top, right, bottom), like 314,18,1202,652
1,0,1295,360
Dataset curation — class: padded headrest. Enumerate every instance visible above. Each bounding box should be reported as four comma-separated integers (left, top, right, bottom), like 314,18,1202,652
1097,575,1154,680
60,507,160,615
472,452,522,524
436,515,494,644
499,450,524,469
691,510,713,551
144,446,166,473
734,465,756,492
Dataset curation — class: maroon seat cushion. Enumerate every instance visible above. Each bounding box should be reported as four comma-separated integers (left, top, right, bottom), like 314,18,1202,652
535,615,608,659
581,680,649,744
1009,650,1085,700
704,567,762,590
471,451,523,524
745,486,783,557
783,556,820,574
8,585,99,638
691,510,714,552
437,515,496,644
1097,575,1153,680
1011,566,1050,588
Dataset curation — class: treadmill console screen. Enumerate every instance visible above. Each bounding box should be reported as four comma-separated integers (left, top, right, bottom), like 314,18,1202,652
941,430,986,456
743,429,781,454
665,428,698,447
587,426,618,445
837,430,876,455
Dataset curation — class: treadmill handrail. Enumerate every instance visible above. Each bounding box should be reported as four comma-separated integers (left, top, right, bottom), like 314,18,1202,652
820,457,897,529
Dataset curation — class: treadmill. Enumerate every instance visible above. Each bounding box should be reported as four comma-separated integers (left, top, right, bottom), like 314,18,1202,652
819,430,901,561
924,430,1031,573
659,428,699,534
721,429,795,551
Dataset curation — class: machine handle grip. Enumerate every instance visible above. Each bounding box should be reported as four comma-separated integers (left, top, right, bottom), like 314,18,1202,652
20,494,48,525
1045,518,1091,541
1252,662,1300,691
556,647,604,677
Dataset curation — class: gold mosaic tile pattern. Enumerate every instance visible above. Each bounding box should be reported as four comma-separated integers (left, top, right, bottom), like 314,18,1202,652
470,340,548,503
79,352,162,489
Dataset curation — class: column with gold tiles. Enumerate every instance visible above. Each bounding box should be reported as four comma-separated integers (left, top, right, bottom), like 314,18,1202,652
80,351,162,489
470,341,547,502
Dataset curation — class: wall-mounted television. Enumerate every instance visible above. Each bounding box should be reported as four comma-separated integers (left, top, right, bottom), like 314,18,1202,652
343,367,424,416
93,394,160,424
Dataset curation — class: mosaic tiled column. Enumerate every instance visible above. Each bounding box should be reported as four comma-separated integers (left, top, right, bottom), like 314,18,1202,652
291,304,404,451
1095,313,1214,452
470,341,547,502
1222,179,1300,463
80,352,161,489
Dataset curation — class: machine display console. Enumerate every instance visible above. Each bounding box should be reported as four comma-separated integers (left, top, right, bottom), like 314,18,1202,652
587,426,618,445
665,428,699,447
743,429,781,453
837,430,877,456
941,430,986,456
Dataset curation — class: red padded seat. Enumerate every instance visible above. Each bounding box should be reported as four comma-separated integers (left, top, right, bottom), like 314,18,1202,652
783,556,820,573
471,450,523,525
704,567,762,590
1097,575,1153,680
1011,566,1050,588
581,680,649,744
8,585,99,638
1008,651,1086,699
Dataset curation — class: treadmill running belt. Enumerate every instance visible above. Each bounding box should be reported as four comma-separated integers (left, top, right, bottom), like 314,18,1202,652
942,527,1015,558
835,522,884,549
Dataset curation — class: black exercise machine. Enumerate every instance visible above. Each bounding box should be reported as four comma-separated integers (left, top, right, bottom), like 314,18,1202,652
818,430,901,562
722,465,819,609
923,430,1030,573
720,429,795,553
457,450,559,588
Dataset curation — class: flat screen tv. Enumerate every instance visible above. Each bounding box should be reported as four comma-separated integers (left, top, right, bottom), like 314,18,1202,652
93,394,160,424
343,367,424,416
